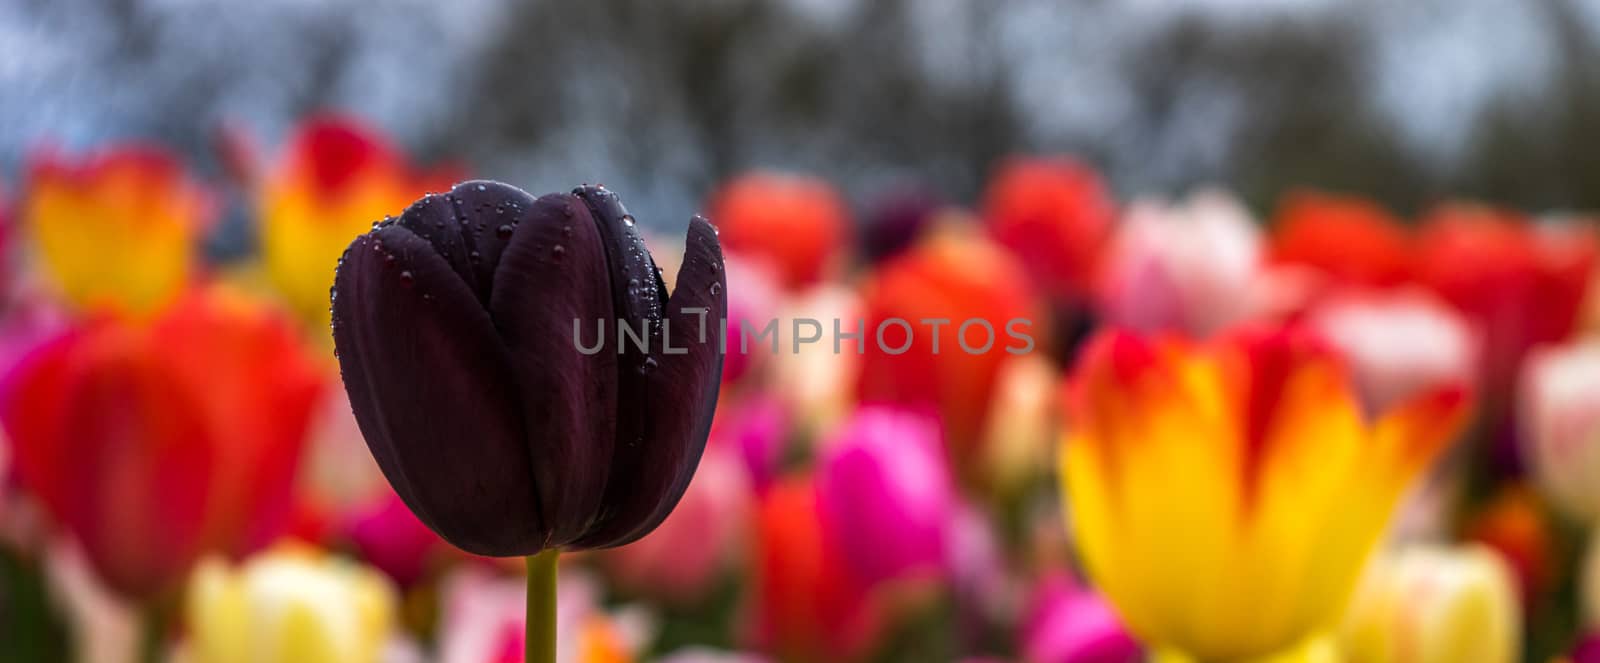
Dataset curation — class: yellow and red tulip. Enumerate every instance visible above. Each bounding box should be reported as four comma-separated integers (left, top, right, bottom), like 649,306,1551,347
23,144,211,314
0,285,323,599
258,114,457,326
1060,325,1471,661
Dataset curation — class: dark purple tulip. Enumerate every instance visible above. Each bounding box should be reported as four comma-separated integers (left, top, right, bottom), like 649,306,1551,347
330,180,726,557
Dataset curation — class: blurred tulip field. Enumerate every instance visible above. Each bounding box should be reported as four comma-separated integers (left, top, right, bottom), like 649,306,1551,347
9,1,1600,663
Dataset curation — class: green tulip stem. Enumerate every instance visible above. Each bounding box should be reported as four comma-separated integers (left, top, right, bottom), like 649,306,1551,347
525,548,560,663
137,598,173,663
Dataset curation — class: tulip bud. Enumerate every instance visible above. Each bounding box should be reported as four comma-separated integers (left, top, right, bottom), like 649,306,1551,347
1339,544,1520,663
331,181,726,556
186,544,399,663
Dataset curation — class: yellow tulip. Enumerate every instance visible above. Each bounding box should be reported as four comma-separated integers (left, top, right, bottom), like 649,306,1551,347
1339,544,1519,663
1154,636,1343,663
258,114,454,327
1060,326,1470,662
187,544,397,663
24,145,209,313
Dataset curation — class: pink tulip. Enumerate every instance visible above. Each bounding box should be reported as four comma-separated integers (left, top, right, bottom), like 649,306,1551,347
722,256,783,387
1097,190,1264,338
344,489,445,587
816,407,956,587
1522,339,1600,519
1309,288,1478,415
601,445,751,604
1573,633,1600,663
719,396,789,497
1022,574,1141,663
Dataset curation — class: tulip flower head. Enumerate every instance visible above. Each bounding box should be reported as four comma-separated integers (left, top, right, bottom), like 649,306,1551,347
752,475,882,663
1021,574,1141,663
1061,325,1471,661
260,114,457,326
330,181,726,556
1097,189,1263,338
1339,544,1520,663
707,171,847,290
857,223,1040,471
982,156,1116,302
0,286,322,599
1268,190,1414,290
1309,289,1478,416
816,406,956,587
1521,339,1600,520
1416,205,1597,399
186,544,399,663
24,144,210,314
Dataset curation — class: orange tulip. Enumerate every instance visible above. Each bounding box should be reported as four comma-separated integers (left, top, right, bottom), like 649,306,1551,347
707,171,848,290
24,144,210,314
982,156,1115,302
258,114,457,326
1061,325,1471,660
0,286,323,599
1268,190,1413,290
857,224,1041,471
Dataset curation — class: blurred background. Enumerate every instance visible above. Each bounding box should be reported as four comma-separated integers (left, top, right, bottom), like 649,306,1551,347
6,0,1600,223
4,1,1600,663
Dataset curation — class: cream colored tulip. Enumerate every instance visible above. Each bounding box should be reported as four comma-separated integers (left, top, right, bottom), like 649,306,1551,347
1339,544,1519,663
186,545,397,663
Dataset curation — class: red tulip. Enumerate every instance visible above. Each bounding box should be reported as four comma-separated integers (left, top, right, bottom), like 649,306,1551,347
982,156,1115,302
1268,190,1413,290
707,172,848,290
0,286,323,599
1416,204,1597,400
752,475,880,663
856,225,1040,471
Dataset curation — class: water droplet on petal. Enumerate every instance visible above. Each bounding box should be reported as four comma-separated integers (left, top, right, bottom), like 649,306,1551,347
638,356,658,375
622,215,635,227
399,270,415,287
476,183,487,192
709,282,721,295
497,224,514,239
552,245,566,261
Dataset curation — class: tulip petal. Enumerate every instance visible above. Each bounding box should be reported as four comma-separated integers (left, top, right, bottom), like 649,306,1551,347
575,214,726,548
488,190,619,547
333,223,545,556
